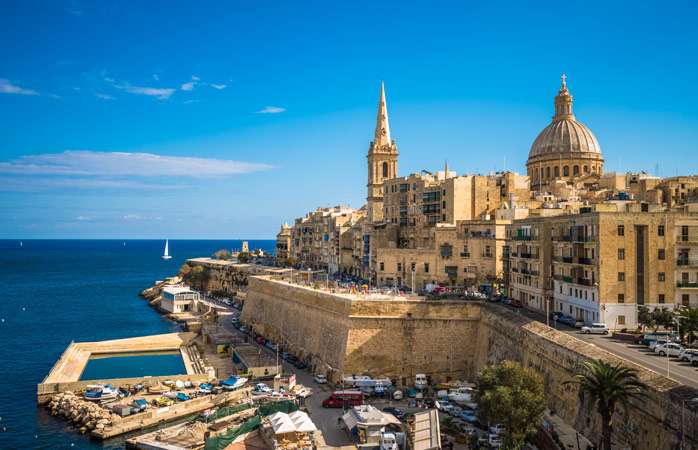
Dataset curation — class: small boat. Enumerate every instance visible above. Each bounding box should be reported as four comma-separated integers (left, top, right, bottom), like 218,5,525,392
220,376,248,390
84,384,119,402
155,396,174,407
198,383,213,395
147,383,170,394
176,392,191,402
163,391,178,399
162,240,172,260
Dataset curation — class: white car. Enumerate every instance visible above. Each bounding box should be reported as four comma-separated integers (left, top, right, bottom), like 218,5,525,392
580,323,609,334
488,434,503,449
655,343,684,357
678,349,698,362
313,374,327,384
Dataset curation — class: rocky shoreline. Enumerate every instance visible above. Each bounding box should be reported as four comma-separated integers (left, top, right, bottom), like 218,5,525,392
46,392,119,434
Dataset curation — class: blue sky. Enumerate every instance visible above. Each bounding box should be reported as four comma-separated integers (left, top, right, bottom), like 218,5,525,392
1,1,697,239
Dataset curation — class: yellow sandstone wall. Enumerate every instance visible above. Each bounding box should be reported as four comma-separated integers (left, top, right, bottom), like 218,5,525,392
242,276,697,450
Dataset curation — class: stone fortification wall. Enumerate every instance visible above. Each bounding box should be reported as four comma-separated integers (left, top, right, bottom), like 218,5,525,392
479,305,698,450
240,277,352,373
241,277,481,383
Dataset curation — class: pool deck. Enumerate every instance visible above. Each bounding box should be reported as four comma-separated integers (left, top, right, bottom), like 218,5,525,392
38,332,210,404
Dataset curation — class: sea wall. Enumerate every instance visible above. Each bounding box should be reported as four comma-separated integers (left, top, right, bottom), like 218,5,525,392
242,276,698,450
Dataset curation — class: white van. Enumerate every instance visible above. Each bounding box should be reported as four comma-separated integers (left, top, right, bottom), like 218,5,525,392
415,373,428,390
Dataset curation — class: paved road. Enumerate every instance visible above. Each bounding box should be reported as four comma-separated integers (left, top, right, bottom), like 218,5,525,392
566,332,698,388
493,302,698,388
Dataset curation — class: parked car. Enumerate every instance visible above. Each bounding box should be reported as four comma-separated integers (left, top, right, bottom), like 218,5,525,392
679,349,698,362
382,407,405,420
460,411,477,423
692,354,698,366
254,383,272,393
488,434,503,449
314,374,328,384
655,342,684,357
556,315,578,327
580,323,609,335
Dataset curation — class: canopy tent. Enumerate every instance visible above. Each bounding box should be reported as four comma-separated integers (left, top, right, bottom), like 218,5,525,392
289,411,318,433
268,412,298,434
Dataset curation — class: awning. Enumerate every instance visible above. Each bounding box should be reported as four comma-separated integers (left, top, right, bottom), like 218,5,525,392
268,412,296,434
289,411,318,433
342,410,358,430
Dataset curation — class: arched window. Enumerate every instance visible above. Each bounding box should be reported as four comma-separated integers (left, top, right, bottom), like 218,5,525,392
573,165,579,176
563,166,569,177
546,167,551,179
382,162,389,178
584,165,589,174
554,166,560,177
591,165,596,173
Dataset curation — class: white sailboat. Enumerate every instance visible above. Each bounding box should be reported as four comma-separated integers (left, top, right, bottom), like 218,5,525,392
162,240,172,260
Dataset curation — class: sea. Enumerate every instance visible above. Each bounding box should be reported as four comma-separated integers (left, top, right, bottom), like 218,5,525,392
0,239,275,450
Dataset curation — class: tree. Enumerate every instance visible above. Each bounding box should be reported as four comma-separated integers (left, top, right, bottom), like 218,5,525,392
677,306,698,345
474,361,546,450
178,263,192,279
214,249,231,260
566,359,647,450
237,252,251,263
651,307,674,331
637,306,652,331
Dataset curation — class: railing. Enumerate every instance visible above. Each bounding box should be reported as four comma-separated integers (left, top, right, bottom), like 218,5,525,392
677,281,698,288
520,252,539,259
577,278,593,286
677,235,698,243
563,276,573,283
562,256,573,263
573,235,595,243
577,257,594,265
553,234,573,242
460,252,471,258
677,259,698,267
513,235,533,241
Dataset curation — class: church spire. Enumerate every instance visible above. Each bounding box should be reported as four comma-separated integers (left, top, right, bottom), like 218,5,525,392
373,81,391,147
553,73,574,121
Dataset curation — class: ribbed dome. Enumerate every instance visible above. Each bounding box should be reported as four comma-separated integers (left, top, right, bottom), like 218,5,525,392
528,118,601,158
527,75,602,161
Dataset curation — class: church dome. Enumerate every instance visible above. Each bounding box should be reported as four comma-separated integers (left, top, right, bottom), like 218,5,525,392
528,75,602,161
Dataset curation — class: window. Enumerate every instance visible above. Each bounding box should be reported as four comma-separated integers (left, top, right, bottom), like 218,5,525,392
658,272,665,282
683,294,690,306
658,249,665,260
563,166,569,176
658,225,665,236
382,162,389,178
573,165,579,176
618,272,625,281
617,225,625,236
618,315,626,325
658,294,665,304
546,167,551,178
410,262,416,272
379,262,384,271
397,263,402,272
618,248,625,260
424,262,429,273
618,293,625,303
554,166,560,177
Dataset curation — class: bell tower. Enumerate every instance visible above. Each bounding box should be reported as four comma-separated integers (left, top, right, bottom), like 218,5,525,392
367,81,398,223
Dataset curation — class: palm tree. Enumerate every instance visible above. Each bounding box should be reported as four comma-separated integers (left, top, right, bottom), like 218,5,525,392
566,359,647,450
678,306,698,345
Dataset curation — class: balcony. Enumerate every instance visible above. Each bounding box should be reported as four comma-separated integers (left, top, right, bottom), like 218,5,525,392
677,281,698,288
563,276,573,283
677,235,698,244
513,235,533,241
573,235,595,243
562,256,573,263
553,234,573,242
577,278,593,286
460,252,471,258
520,252,539,259
577,257,594,265
511,267,519,273
677,259,698,267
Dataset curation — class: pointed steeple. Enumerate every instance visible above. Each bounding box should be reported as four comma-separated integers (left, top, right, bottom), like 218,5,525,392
444,160,450,178
553,73,574,121
373,81,391,147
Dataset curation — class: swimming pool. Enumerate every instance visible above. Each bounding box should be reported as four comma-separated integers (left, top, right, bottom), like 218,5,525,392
80,351,186,380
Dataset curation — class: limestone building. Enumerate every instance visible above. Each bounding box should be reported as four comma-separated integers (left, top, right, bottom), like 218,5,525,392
275,223,292,261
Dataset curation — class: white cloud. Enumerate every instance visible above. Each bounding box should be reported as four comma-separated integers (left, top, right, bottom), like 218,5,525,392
115,83,175,100
191,75,200,81
0,150,273,177
123,214,141,220
257,106,286,114
152,74,160,81
0,176,187,192
210,83,227,90
96,93,116,100
0,79,39,96
75,215,92,221
183,99,200,104
180,82,195,91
